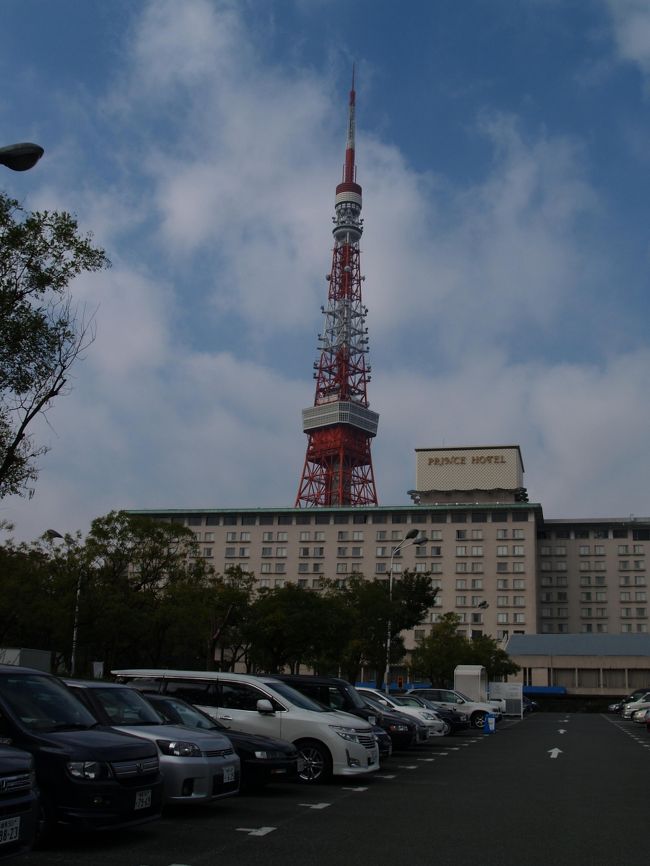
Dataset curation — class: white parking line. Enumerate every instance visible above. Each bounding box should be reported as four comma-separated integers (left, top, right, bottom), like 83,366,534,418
236,827,277,837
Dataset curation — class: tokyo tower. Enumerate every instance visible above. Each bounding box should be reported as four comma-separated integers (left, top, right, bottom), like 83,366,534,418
295,75,379,507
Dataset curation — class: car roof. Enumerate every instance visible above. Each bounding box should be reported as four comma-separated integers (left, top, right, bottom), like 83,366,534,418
111,668,284,685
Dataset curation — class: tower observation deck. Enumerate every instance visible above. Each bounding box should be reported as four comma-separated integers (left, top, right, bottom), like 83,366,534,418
295,77,379,507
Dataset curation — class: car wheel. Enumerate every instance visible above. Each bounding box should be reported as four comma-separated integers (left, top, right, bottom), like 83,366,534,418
441,720,451,736
472,711,487,729
295,739,333,784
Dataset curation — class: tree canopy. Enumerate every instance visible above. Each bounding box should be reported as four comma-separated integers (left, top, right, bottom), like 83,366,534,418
0,192,109,498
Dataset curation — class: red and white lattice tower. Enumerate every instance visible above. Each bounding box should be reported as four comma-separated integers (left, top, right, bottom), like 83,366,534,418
295,76,379,507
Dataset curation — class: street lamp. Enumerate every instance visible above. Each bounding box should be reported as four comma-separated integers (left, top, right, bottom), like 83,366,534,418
46,529,81,676
384,527,427,694
0,142,44,171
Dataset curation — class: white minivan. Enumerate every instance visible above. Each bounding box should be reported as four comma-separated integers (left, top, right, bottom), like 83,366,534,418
112,669,379,784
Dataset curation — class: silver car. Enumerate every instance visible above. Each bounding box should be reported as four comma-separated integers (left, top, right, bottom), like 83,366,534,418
64,680,240,804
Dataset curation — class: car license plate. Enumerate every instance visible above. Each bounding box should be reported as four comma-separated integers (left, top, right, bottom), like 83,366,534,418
134,789,152,811
0,817,20,845
223,765,235,784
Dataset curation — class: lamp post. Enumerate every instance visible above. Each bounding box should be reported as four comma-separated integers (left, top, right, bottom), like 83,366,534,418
0,142,44,171
384,527,427,694
46,529,81,676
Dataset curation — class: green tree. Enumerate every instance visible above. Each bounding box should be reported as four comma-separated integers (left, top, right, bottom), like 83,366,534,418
0,193,110,498
468,634,520,680
410,612,474,686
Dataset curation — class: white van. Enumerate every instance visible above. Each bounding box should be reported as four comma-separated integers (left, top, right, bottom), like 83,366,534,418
112,669,379,784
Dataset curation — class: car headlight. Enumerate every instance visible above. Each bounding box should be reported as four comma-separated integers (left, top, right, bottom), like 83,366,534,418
330,725,361,743
67,761,110,780
156,739,202,757
367,715,376,725
253,750,286,760
387,723,408,732
421,713,437,721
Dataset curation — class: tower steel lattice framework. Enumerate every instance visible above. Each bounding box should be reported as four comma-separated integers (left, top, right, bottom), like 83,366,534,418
295,78,379,507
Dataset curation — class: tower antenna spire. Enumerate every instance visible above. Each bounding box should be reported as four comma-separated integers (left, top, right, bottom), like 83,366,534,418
295,74,379,507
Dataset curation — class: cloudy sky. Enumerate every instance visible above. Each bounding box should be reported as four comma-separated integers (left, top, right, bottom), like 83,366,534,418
1,0,650,542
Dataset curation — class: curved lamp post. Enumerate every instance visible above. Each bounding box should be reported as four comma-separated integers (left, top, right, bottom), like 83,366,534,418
0,142,44,171
383,527,427,694
46,529,81,676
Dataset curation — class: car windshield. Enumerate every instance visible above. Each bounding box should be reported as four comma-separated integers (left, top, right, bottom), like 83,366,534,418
263,682,328,712
0,673,98,732
89,687,164,726
147,696,225,731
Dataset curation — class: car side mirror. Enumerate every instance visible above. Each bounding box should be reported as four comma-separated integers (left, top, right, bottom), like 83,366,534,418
257,699,274,715
456,698,463,704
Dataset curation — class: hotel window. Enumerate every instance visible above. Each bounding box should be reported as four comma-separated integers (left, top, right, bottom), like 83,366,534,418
431,530,442,541
635,576,647,585
497,579,509,590
431,546,442,556
336,563,348,574
471,530,484,540
392,562,403,574
456,530,467,541
203,547,213,558
496,562,508,573
351,547,362,557
375,563,387,574
225,547,235,558
276,547,287,557
497,596,509,607
471,562,484,573
471,546,483,556
299,547,309,557
636,608,647,617
298,563,308,573
337,531,349,541
556,576,568,586
456,579,467,589
512,563,525,573
376,530,387,540
431,563,443,573
594,545,605,555
579,545,590,556
258,577,270,586
513,579,525,589
555,546,567,555
618,545,629,555
352,531,364,541
226,532,237,542
240,532,251,542
541,562,552,571
204,532,214,542
238,548,249,558
557,607,568,617
541,592,552,602
636,591,647,601
456,596,467,607
471,579,483,590
497,613,509,624
621,608,632,617
634,544,645,554
376,546,388,557
415,545,427,557
456,546,467,556
513,613,526,624
337,547,347,557
594,562,606,571
415,563,428,573
260,563,271,574
595,591,607,602
513,596,525,607
513,545,525,556
312,563,322,573
620,591,631,601
512,529,525,539
297,578,308,588
497,545,508,557
596,607,607,617
277,532,288,542
298,531,309,542
497,529,508,540
581,592,592,602
274,563,285,574
314,531,325,541
555,562,567,571
313,547,324,557
634,560,645,570
455,562,468,573
391,530,403,541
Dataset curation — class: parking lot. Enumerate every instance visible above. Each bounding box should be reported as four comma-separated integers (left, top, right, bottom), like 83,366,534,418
21,712,650,866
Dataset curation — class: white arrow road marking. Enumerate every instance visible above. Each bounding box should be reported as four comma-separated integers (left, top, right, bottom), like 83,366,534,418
558,729,567,734
548,748,563,759
397,765,418,769
236,827,276,837
341,786,368,792
298,803,331,810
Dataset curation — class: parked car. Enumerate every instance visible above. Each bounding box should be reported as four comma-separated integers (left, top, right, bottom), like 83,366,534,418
360,694,424,747
0,745,39,859
355,688,446,737
140,692,302,788
406,688,502,729
64,680,240,804
621,692,650,720
523,696,539,714
609,688,650,714
395,695,470,735
372,724,393,758
0,665,163,835
631,707,650,724
112,669,379,785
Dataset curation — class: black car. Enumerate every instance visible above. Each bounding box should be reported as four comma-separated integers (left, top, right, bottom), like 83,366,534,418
0,746,38,858
371,724,393,758
0,666,163,835
141,693,302,789
273,674,411,750
359,694,423,748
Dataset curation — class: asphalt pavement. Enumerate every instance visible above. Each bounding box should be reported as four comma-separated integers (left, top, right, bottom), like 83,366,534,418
23,713,650,866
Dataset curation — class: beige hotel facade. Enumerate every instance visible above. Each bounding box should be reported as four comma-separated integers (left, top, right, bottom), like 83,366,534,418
130,445,650,654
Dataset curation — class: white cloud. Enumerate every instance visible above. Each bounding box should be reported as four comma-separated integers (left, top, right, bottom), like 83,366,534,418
604,0,650,78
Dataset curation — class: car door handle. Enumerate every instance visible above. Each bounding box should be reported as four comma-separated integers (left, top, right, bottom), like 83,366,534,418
219,714,233,720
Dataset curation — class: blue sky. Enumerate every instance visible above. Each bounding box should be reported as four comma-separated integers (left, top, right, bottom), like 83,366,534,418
1,0,650,541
